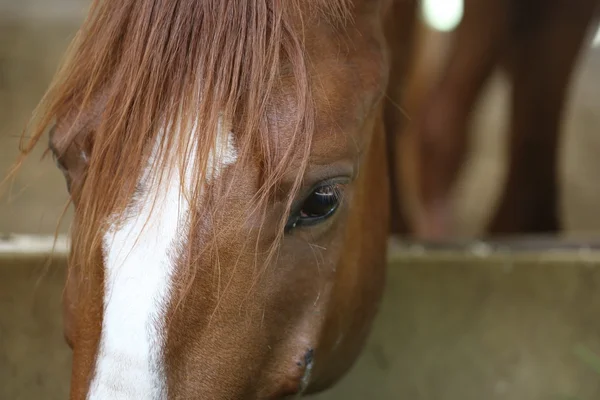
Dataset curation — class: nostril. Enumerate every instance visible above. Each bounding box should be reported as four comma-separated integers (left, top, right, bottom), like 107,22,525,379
298,348,314,393
270,348,316,399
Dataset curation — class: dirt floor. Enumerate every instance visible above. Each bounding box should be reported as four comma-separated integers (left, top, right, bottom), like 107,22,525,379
2,4,600,400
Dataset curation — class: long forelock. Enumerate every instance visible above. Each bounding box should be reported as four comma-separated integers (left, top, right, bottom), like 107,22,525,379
16,0,354,287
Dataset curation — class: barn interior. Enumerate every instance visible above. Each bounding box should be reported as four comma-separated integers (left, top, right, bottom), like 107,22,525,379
1,0,600,399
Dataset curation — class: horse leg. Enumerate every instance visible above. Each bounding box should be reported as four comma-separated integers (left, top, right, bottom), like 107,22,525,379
415,0,509,239
383,0,419,235
488,0,599,234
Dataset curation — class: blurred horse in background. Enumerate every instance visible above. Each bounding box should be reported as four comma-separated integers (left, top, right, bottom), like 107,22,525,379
388,0,600,239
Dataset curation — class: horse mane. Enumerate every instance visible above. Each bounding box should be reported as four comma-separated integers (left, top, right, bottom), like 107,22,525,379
12,0,353,288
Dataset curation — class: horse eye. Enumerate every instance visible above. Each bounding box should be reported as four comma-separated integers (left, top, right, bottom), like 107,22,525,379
286,183,344,231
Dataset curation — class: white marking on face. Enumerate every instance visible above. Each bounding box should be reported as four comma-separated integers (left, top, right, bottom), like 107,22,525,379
88,120,237,400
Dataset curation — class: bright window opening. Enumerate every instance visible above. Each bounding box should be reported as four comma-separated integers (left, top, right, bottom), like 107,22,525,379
422,0,464,32
593,26,600,47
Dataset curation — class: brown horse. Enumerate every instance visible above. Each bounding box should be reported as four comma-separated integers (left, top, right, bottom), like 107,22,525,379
14,0,418,398
398,0,600,238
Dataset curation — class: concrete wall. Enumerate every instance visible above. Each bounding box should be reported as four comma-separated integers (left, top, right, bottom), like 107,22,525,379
2,248,600,399
0,20,77,234
0,0,89,22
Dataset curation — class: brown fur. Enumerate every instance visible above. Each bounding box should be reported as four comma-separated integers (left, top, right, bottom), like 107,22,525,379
10,0,417,398
21,0,351,291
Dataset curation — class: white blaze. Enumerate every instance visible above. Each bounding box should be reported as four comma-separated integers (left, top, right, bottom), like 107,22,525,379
88,121,237,400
